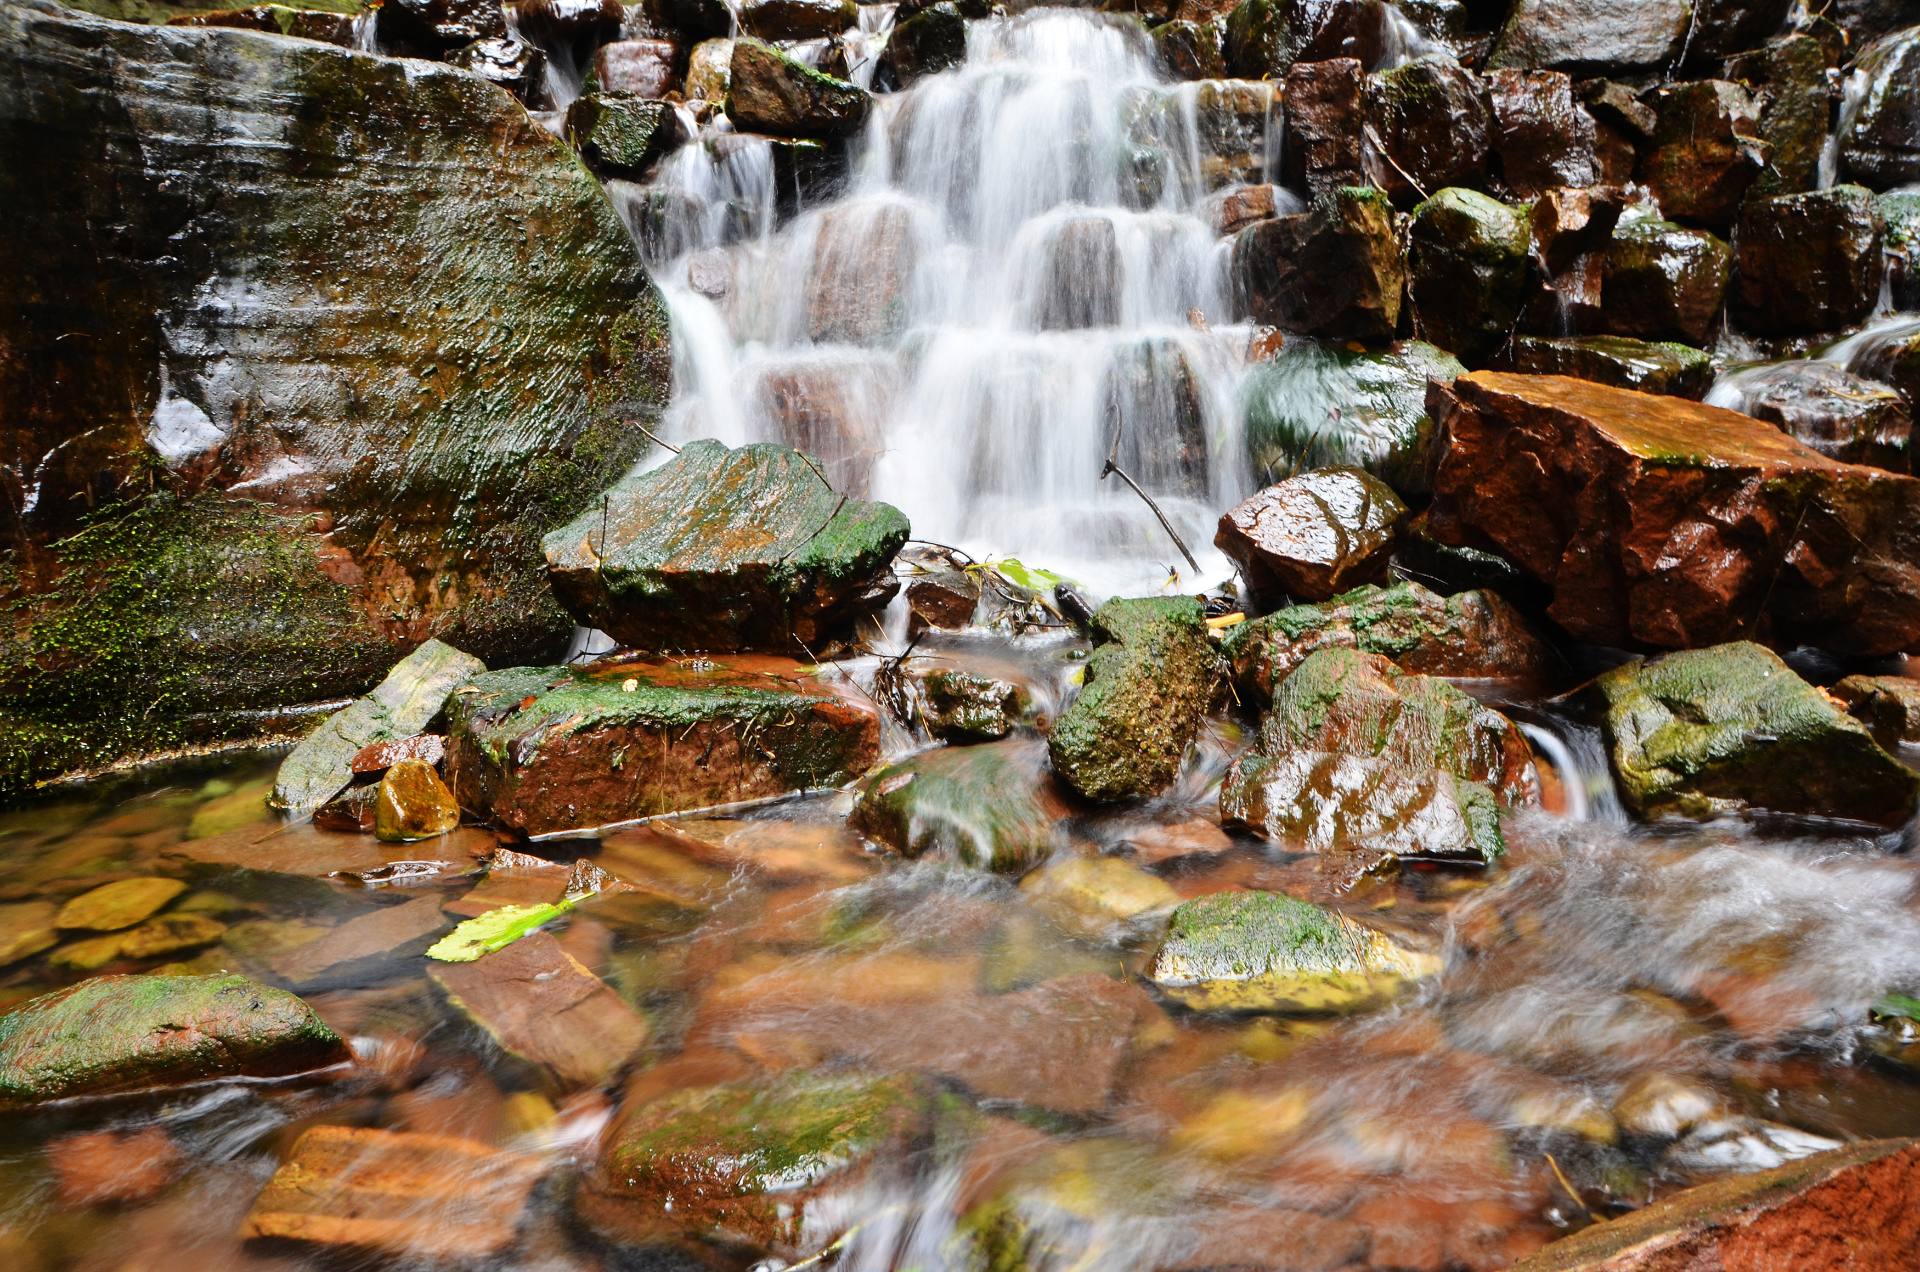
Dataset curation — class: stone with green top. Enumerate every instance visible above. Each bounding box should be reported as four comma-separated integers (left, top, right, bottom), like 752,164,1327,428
1406,188,1532,364
1595,641,1920,828
851,739,1063,873
1509,335,1714,400
1047,597,1220,804
726,37,871,140
545,440,909,654
564,93,687,179
1147,890,1442,1014
0,973,347,1108
1602,218,1731,347
446,657,881,836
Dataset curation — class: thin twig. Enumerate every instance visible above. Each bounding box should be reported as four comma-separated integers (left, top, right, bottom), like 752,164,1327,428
636,420,681,453
1364,122,1430,203
1101,453,1200,574
1544,1151,1595,1225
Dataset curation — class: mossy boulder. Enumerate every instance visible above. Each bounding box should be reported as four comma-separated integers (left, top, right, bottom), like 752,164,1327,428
1881,188,1920,310
1146,890,1441,1013
1595,641,1920,828
881,2,967,84
564,92,687,178
1048,597,1220,804
0,973,347,1107
726,37,870,140
446,657,881,836
851,739,1063,873
1241,339,1464,494
545,441,907,655
1508,335,1713,399
1602,218,1732,347
1406,188,1532,365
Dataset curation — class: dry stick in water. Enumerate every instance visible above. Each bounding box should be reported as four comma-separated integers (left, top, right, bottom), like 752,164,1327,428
1101,429,1201,575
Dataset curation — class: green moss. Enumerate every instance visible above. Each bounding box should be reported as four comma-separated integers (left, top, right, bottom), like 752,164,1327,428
850,741,1059,872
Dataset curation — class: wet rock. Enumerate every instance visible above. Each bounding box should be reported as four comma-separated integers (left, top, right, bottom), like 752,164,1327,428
853,740,1062,871
1737,362,1912,471
1234,186,1404,342
896,665,1026,741
1726,34,1829,197
684,36,733,99
1406,188,1531,364
269,896,448,990
1048,597,1219,803
1147,890,1442,1013
1850,325,1920,409
0,902,58,969
1179,79,1276,192
578,1072,930,1254
1215,468,1406,604
1486,69,1598,198
1596,642,1920,827
272,640,485,819
660,0,733,41
55,877,186,932
373,760,461,843
351,733,446,775
1020,855,1180,939
0,3,670,797
565,92,686,178
1119,817,1236,865
1831,674,1920,746
738,0,854,39
378,0,506,51
1509,335,1714,399
446,36,548,107
514,0,624,47
1489,0,1690,75
1611,1071,1728,1139
904,567,981,632
446,658,881,837
754,363,891,496
1731,187,1884,336
1102,337,1213,497
1155,19,1227,81
1241,339,1464,494
1428,372,1920,655
1364,62,1492,208
116,913,227,959
241,1125,546,1261
1522,186,1625,335
727,37,870,140
543,440,907,653
1508,1138,1920,1271
0,973,346,1107
1839,27,1920,189
430,930,648,1088
1225,0,1381,78
1281,58,1366,195
1883,189,1920,311
1028,215,1121,330
1638,81,1768,231
804,200,922,344
47,1127,184,1207
1602,218,1732,347
883,2,967,83
172,4,360,44
1253,647,1538,802
1226,580,1552,703
593,38,682,97
1204,184,1284,236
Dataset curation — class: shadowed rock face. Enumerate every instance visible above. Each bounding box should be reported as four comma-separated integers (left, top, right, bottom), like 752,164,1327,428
0,0,670,794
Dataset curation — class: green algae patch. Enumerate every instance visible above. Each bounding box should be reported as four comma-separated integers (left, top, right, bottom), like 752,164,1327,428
1147,890,1442,1015
0,973,347,1107
852,739,1064,873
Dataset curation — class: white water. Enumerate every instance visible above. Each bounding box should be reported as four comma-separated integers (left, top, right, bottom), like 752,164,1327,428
618,11,1277,597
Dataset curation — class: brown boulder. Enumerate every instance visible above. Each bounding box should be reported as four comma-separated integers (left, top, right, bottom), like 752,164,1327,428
1486,70,1599,199
1832,674,1920,747
374,759,461,843
1637,80,1768,230
593,39,682,97
1234,187,1404,342
1731,186,1885,337
1428,372,1920,655
1215,468,1406,604
1281,59,1366,195
1733,361,1911,472
1364,61,1492,207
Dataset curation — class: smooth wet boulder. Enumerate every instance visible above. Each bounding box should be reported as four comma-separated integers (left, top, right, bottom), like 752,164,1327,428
1489,0,1690,74
446,658,881,836
1638,81,1768,231
1832,674,1920,747
1281,58,1367,195
1602,218,1731,347
1241,339,1463,493
56,878,187,933
851,740,1063,872
1405,188,1532,364
1226,581,1552,704
377,0,506,51
1509,335,1714,399
448,35,548,106
727,37,870,140
1234,186,1404,342
1147,890,1441,1013
0,2,670,797
737,0,854,39
578,1072,931,1255
0,974,347,1107
1732,187,1884,336
883,3,967,84
514,0,624,47
565,93,686,178
1048,598,1220,803
1364,63,1492,208
1595,642,1920,827
684,37,732,100
1215,469,1406,604
544,440,907,653
1485,69,1600,198
593,38,682,97
1839,27,1920,189
1224,0,1381,78
1428,372,1920,655
1736,362,1912,472
373,759,461,843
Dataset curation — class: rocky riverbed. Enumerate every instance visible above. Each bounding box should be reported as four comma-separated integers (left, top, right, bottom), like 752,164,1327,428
7,0,1920,1268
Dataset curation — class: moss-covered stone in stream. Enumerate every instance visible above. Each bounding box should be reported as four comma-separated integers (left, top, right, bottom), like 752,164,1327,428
0,973,347,1107
1406,187,1532,365
1047,597,1220,804
850,739,1064,873
1147,890,1442,1014
1595,641,1920,828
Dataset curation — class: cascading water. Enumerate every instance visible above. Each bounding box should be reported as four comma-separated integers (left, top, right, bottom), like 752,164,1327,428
620,11,1270,595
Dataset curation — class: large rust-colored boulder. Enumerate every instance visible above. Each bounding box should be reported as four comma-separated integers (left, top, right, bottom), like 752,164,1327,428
1428,372,1920,655
1511,1138,1920,1271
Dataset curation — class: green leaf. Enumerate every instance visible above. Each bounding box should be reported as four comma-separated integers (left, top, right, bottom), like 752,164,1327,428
426,900,577,963
978,556,1069,595
1872,992,1920,1023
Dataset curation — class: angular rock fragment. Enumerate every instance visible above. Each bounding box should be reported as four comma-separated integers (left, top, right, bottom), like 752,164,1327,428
1726,33,1829,197
378,0,507,51
1155,19,1226,81
565,93,686,178
1234,186,1404,342
1603,218,1731,346
1405,187,1531,364
1831,674,1920,747
727,37,870,139
1595,642,1920,828
351,733,445,775
852,740,1064,872
883,2,967,83
447,35,547,106
1638,80,1767,231
1215,469,1406,604
543,441,907,654
1486,69,1598,198
446,658,880,837
0,974,347,1107
1281,58,1366,195
1839,27,1920,189
892,664,1026,741
1508,335,1713,399
374,760,461,844
1365,62,1491,207
1734,362,1912,471
1489,0,1690,74
1732,186,1885,336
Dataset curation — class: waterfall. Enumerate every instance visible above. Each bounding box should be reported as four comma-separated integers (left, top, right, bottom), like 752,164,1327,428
626,10,1268,597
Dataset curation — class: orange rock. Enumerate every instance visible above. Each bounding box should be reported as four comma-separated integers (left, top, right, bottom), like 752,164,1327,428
47,1127,183,1206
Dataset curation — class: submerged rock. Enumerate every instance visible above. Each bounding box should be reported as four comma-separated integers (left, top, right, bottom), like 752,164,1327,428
1736,362,1912,472
1602,218,1731,346
1234,186,1404,342
1215,468,1406,604
1405,188,1532,364
55,878,186,933
852,740,1063,872
727,37,870,140
545,440,907,654
1839,27,1920,189
0,973,346,1107
446,658,881,836
1508,335,1713,399
1595,642,1920,827
1048,597,1219,803
1428,372,1920,656
1147,890,1441,1013
1019,855,1180,939
373,759,461,843
1731,186,1885,336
